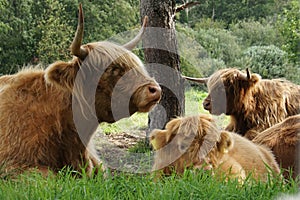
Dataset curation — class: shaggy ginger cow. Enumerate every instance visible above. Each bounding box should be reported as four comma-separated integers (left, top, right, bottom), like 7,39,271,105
0,5,161,176
253,114,300,179
184,68,300,140
150,115,280,181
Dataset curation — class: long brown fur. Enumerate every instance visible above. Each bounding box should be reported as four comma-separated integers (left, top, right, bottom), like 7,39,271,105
201,68,300,140
150,114,280,181
253,114,300,179
0,7,161,176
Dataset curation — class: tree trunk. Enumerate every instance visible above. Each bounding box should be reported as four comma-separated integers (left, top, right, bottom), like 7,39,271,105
140,0,185,140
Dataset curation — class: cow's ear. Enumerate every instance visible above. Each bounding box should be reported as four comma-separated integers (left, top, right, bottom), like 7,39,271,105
150,129,173,150
236,68,261,85
217,131,234,154
165,118,181,133
45,61,79,91
248,73,261,85
150,130,165,150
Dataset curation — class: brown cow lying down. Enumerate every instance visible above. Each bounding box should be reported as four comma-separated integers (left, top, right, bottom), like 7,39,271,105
184,68,300,140
253,114,300,179
0,5,161,176
150,115,280,181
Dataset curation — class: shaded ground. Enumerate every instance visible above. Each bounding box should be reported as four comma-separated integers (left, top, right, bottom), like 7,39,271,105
93,128,154,173
100,130,146,149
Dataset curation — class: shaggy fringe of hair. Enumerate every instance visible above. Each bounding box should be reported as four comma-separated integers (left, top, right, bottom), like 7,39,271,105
72,41,148,120
177,115,221,168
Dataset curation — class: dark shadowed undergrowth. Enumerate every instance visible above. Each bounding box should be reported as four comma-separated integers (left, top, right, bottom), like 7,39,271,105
0,168,298,200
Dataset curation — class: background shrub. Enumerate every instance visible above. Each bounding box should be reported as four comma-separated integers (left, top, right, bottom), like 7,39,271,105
229,19,284,48
194,28,241,65
241,45,299,82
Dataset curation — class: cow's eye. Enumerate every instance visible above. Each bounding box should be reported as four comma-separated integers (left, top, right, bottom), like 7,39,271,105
179,144,188,153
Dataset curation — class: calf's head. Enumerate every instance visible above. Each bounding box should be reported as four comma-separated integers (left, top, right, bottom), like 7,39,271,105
45,4,161,123
184,68,260,115
150,115,226,175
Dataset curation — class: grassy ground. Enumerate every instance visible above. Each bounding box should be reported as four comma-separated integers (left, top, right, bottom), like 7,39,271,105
0,169,298,200
0,88,299,199
99,87,229,135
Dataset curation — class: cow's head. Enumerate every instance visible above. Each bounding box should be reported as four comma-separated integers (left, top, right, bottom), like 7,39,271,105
45,4,161,123
183,68,260,115
150,114,222,176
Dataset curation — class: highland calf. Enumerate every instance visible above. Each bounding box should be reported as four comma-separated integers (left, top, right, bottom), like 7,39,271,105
150,115,280,181
0,5,161,176
184,68,300,140
253,114,300,179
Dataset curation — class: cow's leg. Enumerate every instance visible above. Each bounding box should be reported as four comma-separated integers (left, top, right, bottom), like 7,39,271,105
83,148,105,177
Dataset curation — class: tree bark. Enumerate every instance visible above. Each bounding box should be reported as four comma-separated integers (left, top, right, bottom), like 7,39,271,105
140,0,185,140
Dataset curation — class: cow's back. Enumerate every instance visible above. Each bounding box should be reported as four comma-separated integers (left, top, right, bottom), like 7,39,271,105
228,133,280,179
242,79,300,139
253,114,300,179
259,79,300,115
0,70,71,171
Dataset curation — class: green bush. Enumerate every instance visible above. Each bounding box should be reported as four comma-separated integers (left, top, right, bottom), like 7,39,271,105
34,0,73,65
0,0,139,74
230,19,284,48
194,18,226,30
180,57,203,78
177,24,220,78
194,28,241,65
241,45,298,81
276,0,300,63
0,0,34,74
187,0,282,26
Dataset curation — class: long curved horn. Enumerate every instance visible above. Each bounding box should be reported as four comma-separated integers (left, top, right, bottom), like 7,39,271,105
70,4,88,60
237,68,251,81
123,16,148,50
182,75,208,84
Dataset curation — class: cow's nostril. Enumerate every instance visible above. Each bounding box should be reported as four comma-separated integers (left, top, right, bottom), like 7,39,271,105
149,86,157,94
203,101,210,107
148,85,161,95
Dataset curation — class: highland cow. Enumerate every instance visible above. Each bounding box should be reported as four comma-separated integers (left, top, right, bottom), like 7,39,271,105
253,114,300,179
150,115,280,181
184,68,300,140
0,4,161,176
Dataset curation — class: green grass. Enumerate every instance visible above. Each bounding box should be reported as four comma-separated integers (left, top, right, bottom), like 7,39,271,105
100,87,210,135
184,87,209,116
99,112,148,135
1,88,298,199
184,88,230,128
99,87,229,137
0,169,298,200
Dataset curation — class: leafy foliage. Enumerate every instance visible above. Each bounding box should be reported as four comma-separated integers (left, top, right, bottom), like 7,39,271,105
276,0,300,63
241,45,299,82
0,0,139,74
194,28,241,65
32,0,73,64
0,0,34,74
229,19,284,47
176,23,227,78
0,0,298,84
182,0,281,26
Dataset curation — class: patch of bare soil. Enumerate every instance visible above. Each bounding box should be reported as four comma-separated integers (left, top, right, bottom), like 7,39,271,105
93,129,153,173
103,130,146,149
